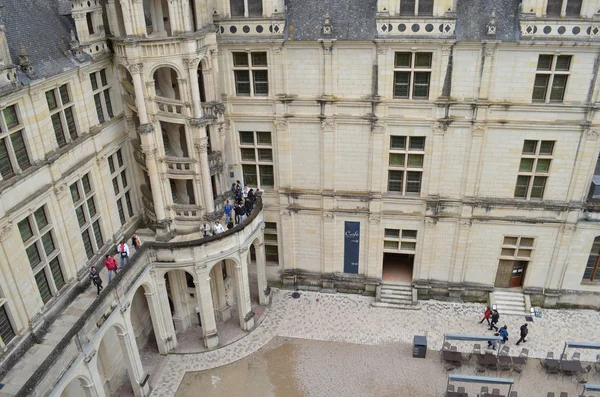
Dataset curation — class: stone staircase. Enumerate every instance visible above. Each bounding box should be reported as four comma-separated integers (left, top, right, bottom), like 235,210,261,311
490,290,530,317
371,283,420,310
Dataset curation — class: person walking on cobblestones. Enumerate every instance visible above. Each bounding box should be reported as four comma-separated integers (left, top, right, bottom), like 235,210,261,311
516,323,528,345
499,325,509,344
104,254,118,283
489,309,500,331
487,333,500,350
479,306,492,325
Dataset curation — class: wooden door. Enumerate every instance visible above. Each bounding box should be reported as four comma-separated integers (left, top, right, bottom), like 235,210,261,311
509,260,527,288
494,260,513,288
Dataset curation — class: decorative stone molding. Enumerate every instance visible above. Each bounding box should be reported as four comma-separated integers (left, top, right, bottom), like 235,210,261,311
322,212,334,219
194,139,208,153
371,121,385,134
376,45,387,55
368,215,380,224
321,120,335,132
188,118,210,128
441,47,452,56
0,222,13,242
564,223,577,232
459,219,472,229
424,217,437,227
274,120,288,131
484,47,495,57
95,153,108,165
129,63,143,74
137,123,154,134
140,145,157,158
586,129,600,141
273,46,283,55
244,311,255,322
183,58,198,69
239,246,249,254
378,21,455,36
472,124,486,137
83,349,97,364
432,122,447,136
54,184,68,199
210,48,219,58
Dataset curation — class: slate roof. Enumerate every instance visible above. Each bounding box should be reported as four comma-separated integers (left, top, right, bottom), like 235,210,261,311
1,0,85,83
455,0,521,42
285,0,377,41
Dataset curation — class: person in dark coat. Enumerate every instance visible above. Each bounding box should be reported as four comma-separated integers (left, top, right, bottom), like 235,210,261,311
89,266,103,296
516,324,529,345
245,197,253,214
489,310,500,331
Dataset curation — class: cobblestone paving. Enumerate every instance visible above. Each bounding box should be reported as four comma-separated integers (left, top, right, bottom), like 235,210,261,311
149,289,600,396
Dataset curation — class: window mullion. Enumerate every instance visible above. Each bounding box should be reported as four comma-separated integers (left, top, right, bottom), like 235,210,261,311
546,74,555,103
415,0,419,15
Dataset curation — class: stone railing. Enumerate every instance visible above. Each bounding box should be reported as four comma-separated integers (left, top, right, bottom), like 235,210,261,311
111,33,210,59
172,203,202,219
164,156,195,174
15,199,264,397
155,96,188,117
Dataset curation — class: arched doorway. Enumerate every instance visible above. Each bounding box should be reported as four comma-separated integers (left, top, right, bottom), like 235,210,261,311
153,66,181,100
60,376,93,397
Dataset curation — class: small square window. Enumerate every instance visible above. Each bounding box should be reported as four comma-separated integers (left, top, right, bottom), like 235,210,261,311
251,52,268,67
522,140,537,155
537,55,553,71
390,136,406,150
384,229,400,238
409,137,425,150
240,131,255,145
402,230,417,239
389,153,405,167
384,240,399,249
539,141,555,155
256,132,272,145
233,53,249,67
414,53,432,68
394,52,411,68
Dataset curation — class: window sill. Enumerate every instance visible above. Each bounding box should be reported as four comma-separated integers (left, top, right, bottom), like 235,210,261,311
580,280,600,286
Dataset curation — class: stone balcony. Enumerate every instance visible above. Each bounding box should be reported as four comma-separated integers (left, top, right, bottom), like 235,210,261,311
155,96,190,119
164,156,196,175
111,32,216,61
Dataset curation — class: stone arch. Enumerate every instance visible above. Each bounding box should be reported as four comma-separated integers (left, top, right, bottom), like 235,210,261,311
95,323,130,396
59,375,93,397
152,65,183,100
129,283,157,354
162,268,200,334
198,57,212,103
248,235,268,306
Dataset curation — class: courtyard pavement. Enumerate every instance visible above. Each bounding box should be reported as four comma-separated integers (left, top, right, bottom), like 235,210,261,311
149,289,600,396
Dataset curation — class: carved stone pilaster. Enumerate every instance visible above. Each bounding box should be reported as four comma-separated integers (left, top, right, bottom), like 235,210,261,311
376,45,387,55
54,184,69,199
239,246,249,254
0,222,13,242
321,120,335,132
425,218,437,227
368,215,380,224
129,63,143,74
137,123,154,134
484,47,495,57
273,46,283,55
188,118,210,128
371,122,385,134
459,219,472,229
432,122,447,136
586,129,600,141
472,124,486,137
194,138,208,153
275,120,288,131
183,58,198,69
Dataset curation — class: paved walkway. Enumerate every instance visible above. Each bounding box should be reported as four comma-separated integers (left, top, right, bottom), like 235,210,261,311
149,289,600,396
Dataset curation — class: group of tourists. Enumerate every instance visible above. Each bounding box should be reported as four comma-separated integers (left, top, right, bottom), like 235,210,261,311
89,234,142,296
479,306,529,350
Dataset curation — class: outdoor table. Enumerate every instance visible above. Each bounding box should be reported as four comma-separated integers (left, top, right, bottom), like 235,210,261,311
443,351,463,363
446,392,468,397
511,356,527,365
498,356,512,365
545,359,560,369
560,360,582,373
477,354,498,365
481,394,505,397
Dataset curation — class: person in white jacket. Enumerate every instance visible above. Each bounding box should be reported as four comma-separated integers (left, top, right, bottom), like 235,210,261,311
117,240,130,269
200,222,211,237
213,220,225,234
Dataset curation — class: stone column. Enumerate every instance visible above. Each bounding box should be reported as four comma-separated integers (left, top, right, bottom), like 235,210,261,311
213,262,231,321
478,46,495,100
87,356,108,397
194,268,219,348
243,0,249,17
143,288,171,354
166,0,181,34
234,248,255,331
92,10,104,38
72,13,90,43
168,271,192,332
185,58,203,118
272,46,285,95
322,40,334,98
427,123,447,195
192,133,215,213
119,0,136,36
254,240,269,305
152,270,178,349
117,317,150,397
152,0,166,35
210,49,221,102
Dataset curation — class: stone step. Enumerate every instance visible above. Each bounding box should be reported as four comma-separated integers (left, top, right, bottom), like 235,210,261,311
495,300,526,308
371,301,421,310
494,293,525,302
380,297,413,304
494,309,530,317
380,289,412,297
380,284,412,291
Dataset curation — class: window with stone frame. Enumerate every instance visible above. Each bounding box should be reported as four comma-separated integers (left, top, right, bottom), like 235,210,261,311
400,0,434,16
239,131,274,189
546,0,581,17
230,0,263,17
232,52,268,97
384,229,418,253
532,54,571,103
393,52,432,100
0,300,16,347
500,236,534,260
70,173,104,259
89,69,114,124
514,140,554,200
0,104,31,180
46,84,78,148
264,222,279,263
108,148,135,226
583,236,600,282
388,136,425,195
18,206,65,304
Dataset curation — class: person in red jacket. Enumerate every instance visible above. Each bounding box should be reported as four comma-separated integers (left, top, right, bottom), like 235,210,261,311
479,306,492,326
105,254,119,283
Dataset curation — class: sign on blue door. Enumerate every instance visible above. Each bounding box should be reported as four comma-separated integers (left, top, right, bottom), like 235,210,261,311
343,221,360,274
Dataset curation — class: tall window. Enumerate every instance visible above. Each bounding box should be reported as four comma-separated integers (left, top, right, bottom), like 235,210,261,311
230,0,263,17
239,131,274,188
393,52,432,100
46,84,78,148
232,52,268,97
400,0,434,16
495,236,534,288
388,136,425,195
0,302,15,347
0,105,31,180
546,0,581,17
90,69,114,124
18,206,65,304
70,173,104,259
108,149,134,226
514,140,554,200
532,55,571,103
584,236,600,281
264,222,279,263
384,229,418,253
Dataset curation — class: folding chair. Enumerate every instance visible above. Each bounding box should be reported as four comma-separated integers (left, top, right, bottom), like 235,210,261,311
572,352,581,361
492,388,501,395
559,393,568,397
447,384,455,392
480,386,489,394
575,364,592,384
457,386,466,393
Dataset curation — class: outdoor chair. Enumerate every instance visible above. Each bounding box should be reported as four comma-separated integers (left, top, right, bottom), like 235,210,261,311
451,345,458,352
480,386,489,394
512,363,525,379
595,354,600,373
509,392,517,397
499,345,510,356
475,364,487,375
519,348,529,358
443,341,452,350
546,393,555,397
547,364,560,380
560,353,568,361
574,364,592,384
447,384,455,392
457,386,466,393
572,352,581,361
492,388,501,395
540,352,554,372
443,362,456,372
559,393,568,397
462,351,473,367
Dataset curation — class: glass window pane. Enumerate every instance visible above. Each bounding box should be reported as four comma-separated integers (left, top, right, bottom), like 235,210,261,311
90,73,98,90
515,175,530,198
504,236,518,246
406,171,422,193
393,72,410,98
125,192,134,217
63,107,77,140
252,52,268,66
550,75,568,102
401,241,416,250
265,233,277,242
241,148,256,160
59,85,70,104
46,90,58,110
409,137,426,150
253,70,269,96
517,249,532,258
413,72,430,98
523,140,537,154
82,229,94,259
18,218,33,242
3,106,19,129
242,164,258,186
117,149,123,167
537,55,553,71
51,114,66,148
258,149,273,161
100,69,108,86
112,177,119,195
248,0,263,16
235,71,251,95
87,197,97,217
93,220,103,247
121,171,128,188
49,257,65,290
519,158,534,172
394,52,411,68
11,131,30,170
556,55,572,71
540,141,555,155
390,136,406,150
239,131,254,144
399,0,415,16
94,93,104,123
26,244,41,269
41,232,55,255
103,90,113,119
407,154,424,167
75,206,86,227
389,153,405,166
82,174,91,194
418,0,434,15
565,0,581,17
384,240,399,249
117,199,126,225
532,74,550,101
233,52,249,67
34,207,48,230
259,165,274,187
108,156,115,174
501,248,515,256
265,222,277,231
546,0,562,15
388,170,404,192
415,53,432,68
0,305,16,345
35,270,52,303
70,183,80,202
520,237,535,247
385,229,400,238
536,158,551,172
257,132,272,145
530,176,547,198
0,139,13,178
402,230,418,239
